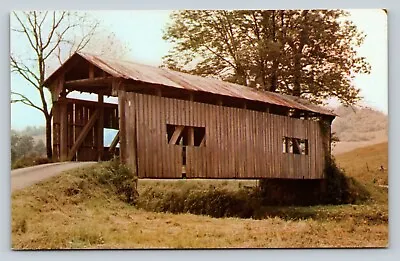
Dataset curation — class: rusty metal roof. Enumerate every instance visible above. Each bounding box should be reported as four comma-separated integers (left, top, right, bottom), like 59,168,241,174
46,52,336,117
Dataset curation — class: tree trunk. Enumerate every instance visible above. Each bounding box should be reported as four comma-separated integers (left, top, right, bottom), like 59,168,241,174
45,114,53,159
293,52,302,97
270,10,278,93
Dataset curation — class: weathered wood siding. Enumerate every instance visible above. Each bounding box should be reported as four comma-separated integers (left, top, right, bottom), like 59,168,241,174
124,93,327,179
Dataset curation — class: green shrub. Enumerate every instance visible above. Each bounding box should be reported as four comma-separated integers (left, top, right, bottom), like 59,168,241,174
137,186,262,219
12,156,51,169
324,157,370,204
94,158,139,204
60,158,138,205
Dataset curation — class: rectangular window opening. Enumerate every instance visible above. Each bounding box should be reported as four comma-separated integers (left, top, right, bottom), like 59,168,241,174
104,128,120,148
282,137,308,155
166,124,205,147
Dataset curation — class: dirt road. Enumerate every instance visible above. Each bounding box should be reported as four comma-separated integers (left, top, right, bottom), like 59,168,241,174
11,162,97,192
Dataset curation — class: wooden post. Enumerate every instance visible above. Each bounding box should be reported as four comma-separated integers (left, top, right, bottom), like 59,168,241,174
130,99,139,178
59,91,68,161
52,102,60,161
97,92,104,161
118,86,127,164
320,116,333,181
188,127,194,146
169,126,184,145
284,137,289,153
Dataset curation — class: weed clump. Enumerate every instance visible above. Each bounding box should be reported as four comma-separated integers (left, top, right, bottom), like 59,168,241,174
324,157,370,204
61,158,138,205
12,156,52,169
96,159,139,204
137,186,262,219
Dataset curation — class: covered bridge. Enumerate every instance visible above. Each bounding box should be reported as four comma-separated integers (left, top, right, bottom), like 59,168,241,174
44,52,336,180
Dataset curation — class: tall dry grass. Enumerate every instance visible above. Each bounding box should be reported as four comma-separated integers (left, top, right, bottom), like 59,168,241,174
11,143,388,249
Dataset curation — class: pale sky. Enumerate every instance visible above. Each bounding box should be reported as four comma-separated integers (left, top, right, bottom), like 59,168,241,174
10,10,388,130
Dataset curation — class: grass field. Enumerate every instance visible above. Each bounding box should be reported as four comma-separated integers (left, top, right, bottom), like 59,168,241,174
11,143,388,249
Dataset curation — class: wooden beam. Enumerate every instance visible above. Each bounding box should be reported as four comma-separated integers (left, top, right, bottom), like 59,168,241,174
67,109,100,161
52,72,65,102
118,87,127,163
188,127,194,146
97,92,104,161
112,78,123,96
52,102,61,161
109,131,120,153
65,77,115,88
61,97,117,109
199,136,206,147
59,97,68,161
292,138,301,154
169,125,184,145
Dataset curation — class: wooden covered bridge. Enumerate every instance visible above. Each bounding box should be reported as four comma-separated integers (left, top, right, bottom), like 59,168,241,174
43,52,336,180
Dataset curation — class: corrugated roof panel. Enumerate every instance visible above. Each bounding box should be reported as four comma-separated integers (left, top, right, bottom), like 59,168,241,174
50,52,336,116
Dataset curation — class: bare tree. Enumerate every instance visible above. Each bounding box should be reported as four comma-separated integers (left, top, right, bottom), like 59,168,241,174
10,11,129,159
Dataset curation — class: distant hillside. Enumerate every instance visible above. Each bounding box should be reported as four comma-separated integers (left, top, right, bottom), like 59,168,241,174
335,142,388,186
14,125,46,137
12,126,46,144
332,105,388,154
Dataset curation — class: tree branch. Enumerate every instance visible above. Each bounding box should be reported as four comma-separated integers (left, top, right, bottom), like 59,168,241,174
11,91,45,113
12,12,39,53
42,11,67,50
10,55,40,89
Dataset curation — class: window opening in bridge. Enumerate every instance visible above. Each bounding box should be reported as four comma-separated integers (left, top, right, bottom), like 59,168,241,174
282,137,308,155
166,124,205,147
104,128,119,147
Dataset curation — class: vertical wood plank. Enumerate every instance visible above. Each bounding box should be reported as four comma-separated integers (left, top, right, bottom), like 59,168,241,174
59,98,68,161
136,94,142,177
97,92,104,161
150,95,156,178
227,106,233,178
118,88,127,164
252,110,257,178
209,103,216,178
258,111,264,178
205,103,210,178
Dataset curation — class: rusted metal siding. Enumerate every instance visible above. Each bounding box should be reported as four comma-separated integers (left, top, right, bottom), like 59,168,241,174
44,52,335,117
125,93,327,179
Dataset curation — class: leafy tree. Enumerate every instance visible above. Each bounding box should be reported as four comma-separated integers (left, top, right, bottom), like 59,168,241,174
11,11,130,159
33,139,46,156
11,131,20,163
162,10,371,106
19,125,46,137
14,135,34,159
